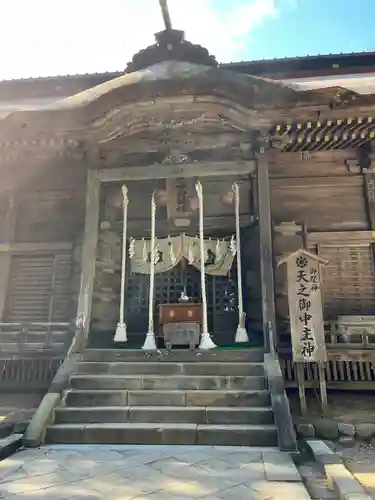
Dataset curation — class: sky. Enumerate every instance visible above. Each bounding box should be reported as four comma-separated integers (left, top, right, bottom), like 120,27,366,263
1,0,374,80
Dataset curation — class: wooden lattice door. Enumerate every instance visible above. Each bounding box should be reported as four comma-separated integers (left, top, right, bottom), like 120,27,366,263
124,262,238,335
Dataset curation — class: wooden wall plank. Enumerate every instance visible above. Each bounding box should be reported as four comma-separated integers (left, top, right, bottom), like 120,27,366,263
268,150,357,179
270,176,367,230
14,189,85,243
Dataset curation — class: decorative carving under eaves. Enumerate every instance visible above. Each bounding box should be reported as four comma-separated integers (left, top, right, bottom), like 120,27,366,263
162,150,192,164
139,114,205,131
125,29,218,73
345,144,374,173
247,132,271,155
0,138,85,166
345,159,362,174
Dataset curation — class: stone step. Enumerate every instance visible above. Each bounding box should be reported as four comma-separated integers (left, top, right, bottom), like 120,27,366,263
88,331,241,350
74,361,264,377
54,405,274,425
45,422,278,446
0,332,68,343
65,389,270,407
69,374,266,391
82,348,264,363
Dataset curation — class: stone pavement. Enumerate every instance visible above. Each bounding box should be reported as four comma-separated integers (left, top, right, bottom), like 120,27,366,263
338,443,375,499
0,445,312,499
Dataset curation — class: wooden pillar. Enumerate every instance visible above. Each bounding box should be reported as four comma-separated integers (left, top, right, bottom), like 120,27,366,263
364,169,375,231
76,169,101,343
257,156,277,353
0,192,17,320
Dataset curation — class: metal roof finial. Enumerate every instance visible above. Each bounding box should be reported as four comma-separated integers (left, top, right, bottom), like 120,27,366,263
159,0,172,30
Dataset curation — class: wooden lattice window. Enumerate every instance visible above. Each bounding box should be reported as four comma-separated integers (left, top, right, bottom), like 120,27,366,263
4,253,72,323
124,262,238,334
317,244,375,317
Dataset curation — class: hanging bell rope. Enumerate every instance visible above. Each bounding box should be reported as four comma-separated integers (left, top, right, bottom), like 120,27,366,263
114,185,129,343
142,191,157,350
196,180,217,350
233,182,249,343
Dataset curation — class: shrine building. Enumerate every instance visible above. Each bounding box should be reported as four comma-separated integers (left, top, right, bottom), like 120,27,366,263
1,13,375,448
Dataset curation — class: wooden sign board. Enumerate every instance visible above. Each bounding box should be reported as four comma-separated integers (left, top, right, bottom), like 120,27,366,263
279,249,327,363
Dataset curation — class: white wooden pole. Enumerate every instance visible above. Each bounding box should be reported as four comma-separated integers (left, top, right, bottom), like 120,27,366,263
233,182,249,343
196,181,217,349
142,191,157,350
114,185,129,343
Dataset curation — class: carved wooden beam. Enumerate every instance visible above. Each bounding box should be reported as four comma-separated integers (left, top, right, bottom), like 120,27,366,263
98,161,255,182
102,214,254,237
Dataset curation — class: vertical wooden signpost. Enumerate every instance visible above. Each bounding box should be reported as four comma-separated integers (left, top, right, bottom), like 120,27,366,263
278,249,328,416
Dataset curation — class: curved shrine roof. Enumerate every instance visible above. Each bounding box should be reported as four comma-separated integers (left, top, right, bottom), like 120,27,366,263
56,61,314,111
0,28,374,156
0,59,327,145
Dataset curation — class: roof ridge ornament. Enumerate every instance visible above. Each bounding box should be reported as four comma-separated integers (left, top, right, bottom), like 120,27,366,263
125,0,218,72
159,0,173,31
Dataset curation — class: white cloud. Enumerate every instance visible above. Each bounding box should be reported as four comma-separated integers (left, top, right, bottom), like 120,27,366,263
0,0,278,79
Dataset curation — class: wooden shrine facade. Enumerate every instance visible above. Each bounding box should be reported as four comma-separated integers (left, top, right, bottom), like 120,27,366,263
0,29,375,387
81,160,261,349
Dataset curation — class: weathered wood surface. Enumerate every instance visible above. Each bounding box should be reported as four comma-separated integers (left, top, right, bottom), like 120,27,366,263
268,150,358,178
269,150,368,232
0,322,72,356
102,177,252,226
307,230,374,245
257,157,277,352
0,149,86,329
317,244,375,317
279,314,375,390
280,355,375,390
270,175,367,230
76,170,101,341
15,189,84,243
363,165,375,237
276,230,375,347
0,357,63,391
0,192,16,319
99,161,255,182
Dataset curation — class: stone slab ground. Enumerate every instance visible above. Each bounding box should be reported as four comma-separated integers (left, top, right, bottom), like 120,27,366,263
336,442,375,499
0,445,312,499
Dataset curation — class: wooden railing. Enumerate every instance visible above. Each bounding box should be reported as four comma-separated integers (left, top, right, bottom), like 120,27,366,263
0,322,73,356
278,319,375,390
0,322,73,391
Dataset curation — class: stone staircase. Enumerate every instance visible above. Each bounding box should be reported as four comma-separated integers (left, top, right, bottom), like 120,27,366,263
45,348,278,446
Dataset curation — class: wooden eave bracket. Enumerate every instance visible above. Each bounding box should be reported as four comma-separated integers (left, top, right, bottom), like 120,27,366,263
345,158,361,173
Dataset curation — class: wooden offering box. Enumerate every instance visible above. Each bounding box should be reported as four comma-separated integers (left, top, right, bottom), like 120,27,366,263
158,303,202,349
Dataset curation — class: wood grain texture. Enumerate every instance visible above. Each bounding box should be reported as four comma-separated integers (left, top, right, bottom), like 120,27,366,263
76,170,101,341
270,175,367,230
257,157,277,352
